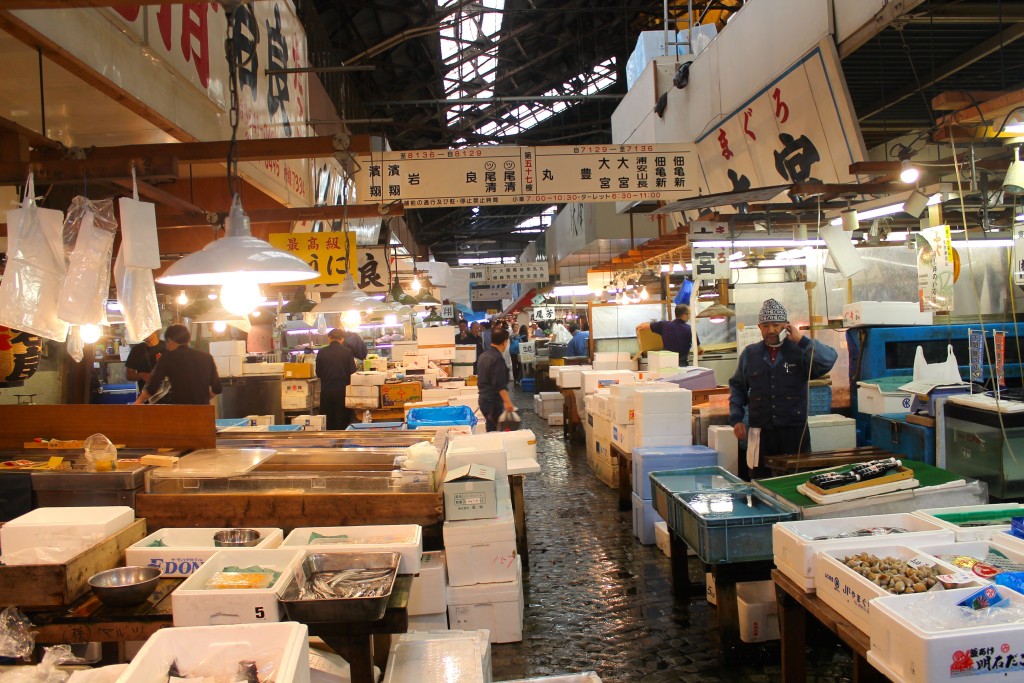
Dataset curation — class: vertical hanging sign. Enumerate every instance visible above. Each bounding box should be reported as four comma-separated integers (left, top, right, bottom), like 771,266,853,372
968,329,984,384
916,225,954,313
995,330,1006,388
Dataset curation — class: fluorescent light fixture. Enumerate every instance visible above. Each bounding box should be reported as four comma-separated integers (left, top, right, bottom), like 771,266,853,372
952,239,1013,248
829,194,942,226
1007,113,1024,135
551,285,592,297
899,161,920,184
694,239,825,248
157,196,317,286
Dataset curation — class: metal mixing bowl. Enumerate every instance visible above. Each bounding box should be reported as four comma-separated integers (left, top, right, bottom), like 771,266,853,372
88,566,162,607
213,528,262,547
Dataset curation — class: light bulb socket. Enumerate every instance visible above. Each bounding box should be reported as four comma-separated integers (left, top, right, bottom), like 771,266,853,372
841,208,859,232
899,160,920,184
903,189,930,219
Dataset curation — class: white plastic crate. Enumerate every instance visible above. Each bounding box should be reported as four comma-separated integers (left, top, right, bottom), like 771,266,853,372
125,527,285,577
857,382,914,415
736,580,780,643
444,498,517,587
281,525,422,574
773,513,954,592
116,622,310,683
814,544,978,635
867,585,1024,683
408,551,448,616
912,503,1024,542
171,548,304,626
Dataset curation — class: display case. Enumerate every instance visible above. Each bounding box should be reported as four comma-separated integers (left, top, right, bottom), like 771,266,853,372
944,401,1024,499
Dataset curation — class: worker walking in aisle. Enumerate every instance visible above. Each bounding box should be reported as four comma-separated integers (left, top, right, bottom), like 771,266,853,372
477,327,516,432
134,325,221,405
728,299,838,480
316,328,359,430
565,323,590,358
124,330,165,392
636,304,700,367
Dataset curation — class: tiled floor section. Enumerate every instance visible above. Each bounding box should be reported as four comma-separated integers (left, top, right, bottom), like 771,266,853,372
489,389,855,682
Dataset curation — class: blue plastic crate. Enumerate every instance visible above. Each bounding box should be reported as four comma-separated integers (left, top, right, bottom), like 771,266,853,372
675,488,798,564
97,383,138,404
633,446,718,500
649,467,745,531
406,405,478,429
519,377,536,392
809,385,832,416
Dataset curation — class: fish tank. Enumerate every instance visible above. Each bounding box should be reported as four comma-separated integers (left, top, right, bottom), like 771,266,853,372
944,402,1024,499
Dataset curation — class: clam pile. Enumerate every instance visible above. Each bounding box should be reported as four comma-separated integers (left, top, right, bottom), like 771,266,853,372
842,553,942,595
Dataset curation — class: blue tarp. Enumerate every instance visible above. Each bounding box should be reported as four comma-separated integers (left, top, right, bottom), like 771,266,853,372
406,405,478,428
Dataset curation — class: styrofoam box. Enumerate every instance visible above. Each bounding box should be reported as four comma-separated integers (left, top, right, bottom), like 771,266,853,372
347,385,380,399
556,366,591,389
843,301,933,328
807,414,857,452
210,340,247,357
635,389,689,416
707,425,739,476
533,394,546,417
634,412,692,438
281,525,422,574
547,413,564,426
631,493,662,545
421,345,457,361
407,612,449,631
594,351,634,368
909,539,1024,581
246,414,275,427
1,506,134,563
444,498,517,587
539,391,562,402
171,548,305,627
352,371,387,386
408,551,448,616
867,585,1024,683
391,341,419,363
450,395,481,414
857,382,914,415
396,629,492,679
502,431,537,462
384,631,488,683
736,580,780,643
448,432,508,477
632,445,717,499
116,622,309,683
647,350,680,371
773,513,954,592
813,544,977,635
655,521,671,558
611,422,633,453
581,370,636,394
423,388,459,401
346,395,380,409
126,528,285,577
988,529,1024,556
912,503,1024,542
591,392,610,418
608,396,634,424
500,674,602,682
448,556,524,643
418,326,456,345
635,434,692,449
291,414,326,431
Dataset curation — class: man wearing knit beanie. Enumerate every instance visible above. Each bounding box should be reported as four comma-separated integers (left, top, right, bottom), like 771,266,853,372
728,298,838,480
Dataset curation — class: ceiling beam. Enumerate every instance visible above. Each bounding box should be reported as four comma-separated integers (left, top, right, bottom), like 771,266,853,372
156,203,404,229
30,135,363,163
0,1,240,7
837,0,926,59
905,3,1024,23
0,156,178,185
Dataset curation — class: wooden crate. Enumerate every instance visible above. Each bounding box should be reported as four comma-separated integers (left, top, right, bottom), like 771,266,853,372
0,518,147,608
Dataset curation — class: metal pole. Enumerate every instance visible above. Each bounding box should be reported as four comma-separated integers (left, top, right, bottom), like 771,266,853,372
265,65,375,75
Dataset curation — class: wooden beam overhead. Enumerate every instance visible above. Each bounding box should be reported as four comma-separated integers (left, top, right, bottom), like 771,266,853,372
0,1,239,8
156,203,404,229
29,135,354,164
0,156,177,185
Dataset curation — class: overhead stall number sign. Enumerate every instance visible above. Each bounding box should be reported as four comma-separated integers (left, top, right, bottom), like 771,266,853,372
355,144,698,207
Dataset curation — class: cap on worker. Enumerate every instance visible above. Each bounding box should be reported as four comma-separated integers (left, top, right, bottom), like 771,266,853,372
758,298,788,324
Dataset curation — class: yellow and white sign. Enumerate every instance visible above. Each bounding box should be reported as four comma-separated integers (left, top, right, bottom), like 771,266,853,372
269,232,357,285
916,225,954,313
356,143,698,207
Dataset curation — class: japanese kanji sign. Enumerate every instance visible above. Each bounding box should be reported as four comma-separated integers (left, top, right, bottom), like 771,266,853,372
268,232,359,285
355,144,698,207
532,307,556,322
692,249,730,280
485,263,549,283
696,41,865,211
471,286,515,302
916,225,954,313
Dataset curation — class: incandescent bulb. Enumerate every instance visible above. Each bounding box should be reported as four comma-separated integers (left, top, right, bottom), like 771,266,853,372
176,290,189,306
709,316,727,324
639,286,650,300
342,310,362,329
899,161,920,184
251,310,261,318
220,280,263,316
80,324,103,344
208,292,218,300
410,275,421,294
384,314,399,326
212,321,227,333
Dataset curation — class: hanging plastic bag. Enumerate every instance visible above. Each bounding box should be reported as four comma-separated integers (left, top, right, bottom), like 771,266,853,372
0,173,69,341
114,170,162,344
65,326,85,364
498,408,522,431
0,607,35,659
58,197,118,326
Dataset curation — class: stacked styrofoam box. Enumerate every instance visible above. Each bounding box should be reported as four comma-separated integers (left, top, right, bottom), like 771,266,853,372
502,430,537,465
455,345,477,363
448,432,508,477
385,630,491,683
592,352,636,372
116,623,310,683
646,350,680,372
806,414,857,452
281,525,423,574
630,445,716,545
633,388,692,448
654,521,671,558
282,379,317,411
0,506,135,566
444,488,523,643
417,326,457,361
290,414,326,431
352,371,387,386
581,369,635,394
449,390,480,417
210,340,246,377
423,387,461,402
125,528,285,577
555,365,591,389
407,551,449,629
590,412,616,487
391,340,419,364
534,392,562,419
346,383,381,409
245,414,275,427
707,425,739,476
171,548,304,626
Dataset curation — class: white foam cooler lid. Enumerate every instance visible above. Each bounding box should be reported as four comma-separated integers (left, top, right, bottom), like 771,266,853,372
443,498,516,545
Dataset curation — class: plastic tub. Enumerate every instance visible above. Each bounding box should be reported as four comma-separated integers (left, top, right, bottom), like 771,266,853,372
406,406,478,429
675,488,797,564
649,467,745,531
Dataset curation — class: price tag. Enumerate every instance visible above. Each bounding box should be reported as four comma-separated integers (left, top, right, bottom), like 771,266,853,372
938,571,976,585
906,556,930,570
46,456,64,470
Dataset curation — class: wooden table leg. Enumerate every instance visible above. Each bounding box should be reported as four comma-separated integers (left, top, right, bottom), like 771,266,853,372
775,579,807,683
714,567,742,658
669,533,692,597
319,634,375,683
509,473,529,571
616,451,632,512
853,653,888,683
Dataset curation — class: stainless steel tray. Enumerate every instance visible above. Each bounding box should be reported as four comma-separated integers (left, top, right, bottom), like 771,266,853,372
280,551,399,623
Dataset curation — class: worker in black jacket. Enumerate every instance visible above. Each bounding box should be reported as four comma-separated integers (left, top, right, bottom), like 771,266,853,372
477,328,515,432
316,328,358,430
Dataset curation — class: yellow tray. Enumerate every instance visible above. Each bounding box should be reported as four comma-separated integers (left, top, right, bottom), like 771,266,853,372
804,466,914,497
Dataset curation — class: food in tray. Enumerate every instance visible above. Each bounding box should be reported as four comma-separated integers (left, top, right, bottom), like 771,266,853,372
811,526,911,541
808,457,903,490
933,548,1024,579
299,567,395,600
167,658,265,682
842,553,943,594
204,565,281,590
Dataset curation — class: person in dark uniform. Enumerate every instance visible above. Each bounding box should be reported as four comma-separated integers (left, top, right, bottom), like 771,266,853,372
636,304,701,367
728,299,838,480
134,325,221,405
477,328,515,432
339,323,367,362
124,330,165,392
316,328,358,430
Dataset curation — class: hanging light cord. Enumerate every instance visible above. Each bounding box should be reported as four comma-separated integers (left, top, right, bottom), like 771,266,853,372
223,5,259,203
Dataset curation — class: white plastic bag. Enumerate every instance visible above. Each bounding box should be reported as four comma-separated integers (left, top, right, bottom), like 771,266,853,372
0,174,69,341
0,645,78,683
499,409,522,431
58,197,118,326
83,433,118,472
114,174,162,344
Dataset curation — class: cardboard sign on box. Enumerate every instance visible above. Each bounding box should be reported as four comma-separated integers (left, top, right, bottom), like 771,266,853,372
381,380,423,407
444,464,498,521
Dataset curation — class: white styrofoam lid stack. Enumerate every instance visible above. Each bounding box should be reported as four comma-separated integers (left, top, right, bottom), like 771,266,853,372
1,506,135,565
384,636,486,683
395,629,491,678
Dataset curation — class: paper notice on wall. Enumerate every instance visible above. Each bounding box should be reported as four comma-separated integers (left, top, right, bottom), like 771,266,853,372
916,225,954,312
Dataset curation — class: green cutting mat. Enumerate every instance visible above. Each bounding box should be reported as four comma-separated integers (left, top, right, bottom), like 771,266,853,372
755,460,964,509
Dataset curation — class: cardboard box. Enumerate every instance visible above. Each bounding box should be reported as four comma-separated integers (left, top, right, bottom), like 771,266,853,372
444,464,498,521
284,362,313,378
406,613,449,631
347,384,380,399
345,395,380,409
591,412,612,442
351,371,387,386
381,381,423,407
443,497,517,587
291,414,326,431
246,414,274,427
407,551,448,616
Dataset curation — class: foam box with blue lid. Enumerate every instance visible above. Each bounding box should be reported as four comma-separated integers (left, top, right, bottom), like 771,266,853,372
631,492,663,545
632,445,717,499
407,405,478,429
97,383,138,404
656,366,717,391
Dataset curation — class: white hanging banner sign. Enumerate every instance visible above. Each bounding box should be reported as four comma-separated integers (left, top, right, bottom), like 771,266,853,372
691,249,730,280
355,143,698,207
485,263,549,283
916,225,954,313
471,286,514,302
532,307,556,322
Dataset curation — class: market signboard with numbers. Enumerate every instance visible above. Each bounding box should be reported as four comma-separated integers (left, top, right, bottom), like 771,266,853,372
355,144,698,207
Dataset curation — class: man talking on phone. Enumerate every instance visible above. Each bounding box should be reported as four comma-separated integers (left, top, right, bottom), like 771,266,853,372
728,298,838,480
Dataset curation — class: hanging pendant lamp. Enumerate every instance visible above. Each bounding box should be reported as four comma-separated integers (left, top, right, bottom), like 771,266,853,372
311,272,367,313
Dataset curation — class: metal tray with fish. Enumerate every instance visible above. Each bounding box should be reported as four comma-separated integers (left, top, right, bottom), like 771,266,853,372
279,551,399,622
